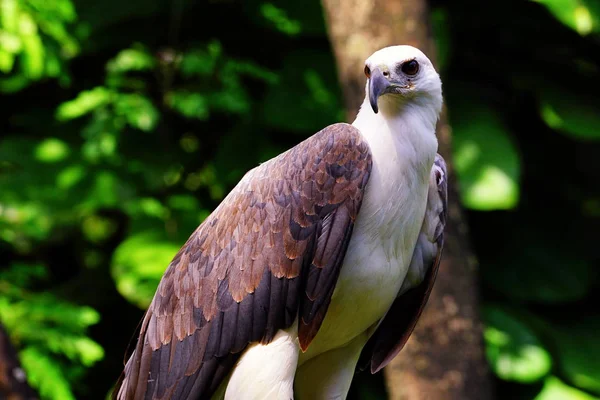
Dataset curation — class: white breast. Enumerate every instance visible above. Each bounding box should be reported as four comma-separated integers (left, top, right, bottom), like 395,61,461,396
298,101,438,362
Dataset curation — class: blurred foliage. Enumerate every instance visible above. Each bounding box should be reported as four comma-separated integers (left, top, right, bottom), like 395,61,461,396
0,0,599,398
451,97,521,210
0,264,102,399
534,0,600,35
483,305,552,383
0,0,80,92
535,376,600,400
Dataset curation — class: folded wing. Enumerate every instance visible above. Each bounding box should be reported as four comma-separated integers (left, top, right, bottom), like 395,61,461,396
114,123,372,400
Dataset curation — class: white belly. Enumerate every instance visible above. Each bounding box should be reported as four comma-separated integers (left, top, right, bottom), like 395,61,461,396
298,168,430,363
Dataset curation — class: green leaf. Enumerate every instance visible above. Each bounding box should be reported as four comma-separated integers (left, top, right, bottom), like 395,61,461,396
539,86,600,140
114,93,159,131
0,0,78,88
56,87,113,121
533,0,600,35
18,13,45,79
0,288,103,400
106,46,155,74
451,101,521,210
166,91,209,120
1,0,20,33
549,317,600,394
245,0,326,37
483,305,552,383
56,164,86,189
260,3,301,36
167,194,200,212
111,231,180,308
137,197,169,219
34,138,70,163
535,376,599,400
179,41,221,78
20,347,75,400
0,48,16,73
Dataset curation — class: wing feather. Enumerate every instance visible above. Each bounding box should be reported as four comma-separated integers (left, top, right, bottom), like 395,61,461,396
114,123,372,400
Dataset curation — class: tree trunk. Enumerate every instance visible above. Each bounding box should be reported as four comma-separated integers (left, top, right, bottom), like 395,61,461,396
0,323,38,400
321,0,494,399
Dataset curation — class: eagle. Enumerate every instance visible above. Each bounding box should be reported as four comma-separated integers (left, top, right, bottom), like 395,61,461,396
114,45,448,400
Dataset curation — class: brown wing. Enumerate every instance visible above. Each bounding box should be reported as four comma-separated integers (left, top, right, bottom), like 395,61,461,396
358,153,448,374
114,123,372,400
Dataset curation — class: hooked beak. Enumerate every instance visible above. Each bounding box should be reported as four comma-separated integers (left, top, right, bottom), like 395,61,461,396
369,68,391,114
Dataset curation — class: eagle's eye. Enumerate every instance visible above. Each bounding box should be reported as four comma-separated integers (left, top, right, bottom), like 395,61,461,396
401,60,419,76
364,65,371,78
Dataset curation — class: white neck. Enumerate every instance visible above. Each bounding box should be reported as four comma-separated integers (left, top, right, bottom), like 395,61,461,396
352,96,439,180
350,96,439,258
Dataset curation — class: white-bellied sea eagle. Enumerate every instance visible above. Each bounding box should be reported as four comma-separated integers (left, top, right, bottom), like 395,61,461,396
114,45,448,400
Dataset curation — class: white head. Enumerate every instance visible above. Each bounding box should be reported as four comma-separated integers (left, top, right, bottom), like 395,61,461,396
363,45,443,119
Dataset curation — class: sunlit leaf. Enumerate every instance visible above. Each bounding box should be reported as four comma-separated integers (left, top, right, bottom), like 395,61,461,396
34,138,70,163
20,346,75,400
138,197,168,219
1,0,20,33
114,93,159,131
0,30,21,72
483,305,552,383
18,13,45,79
106,46,155,74
0,0,78,87
451,101,521,210
0,48,15,72
535,376,599,400
57,164,86,189
533,0,600,35
56,87,113,121
111,231,179,308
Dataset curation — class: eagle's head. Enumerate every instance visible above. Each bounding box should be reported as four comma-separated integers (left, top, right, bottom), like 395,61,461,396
364,45,442,116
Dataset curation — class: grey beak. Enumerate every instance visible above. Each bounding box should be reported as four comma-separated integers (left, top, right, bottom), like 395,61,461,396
369,68,390,114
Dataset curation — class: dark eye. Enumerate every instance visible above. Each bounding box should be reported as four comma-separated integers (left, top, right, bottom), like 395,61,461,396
401,59,419,76
364,65,371,78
